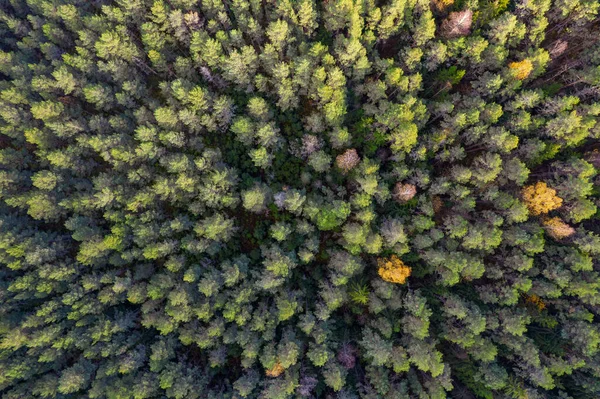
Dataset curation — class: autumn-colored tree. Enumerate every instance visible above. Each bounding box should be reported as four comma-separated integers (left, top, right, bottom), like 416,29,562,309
440,10,473,38
432,0,455,12
393,183,417,202
335,149,360,173
525,294,546,311
509,59,534,80
377,255,412,284
1,1,600,398
265,362,285,377
543,217,575,239
522,182,563,215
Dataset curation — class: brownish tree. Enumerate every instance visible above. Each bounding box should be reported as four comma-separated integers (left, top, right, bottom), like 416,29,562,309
393,183,417,202
440,10,473,38
335,149,360,172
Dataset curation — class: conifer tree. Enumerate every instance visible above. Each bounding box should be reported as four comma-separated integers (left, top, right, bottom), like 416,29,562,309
0,0,599,398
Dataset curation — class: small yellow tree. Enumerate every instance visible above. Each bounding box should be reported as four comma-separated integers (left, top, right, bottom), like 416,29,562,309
509,59,534,80
377,255,411,284
432,0,455,11
543,217,575,240
522,182,563,215
265,362,285,377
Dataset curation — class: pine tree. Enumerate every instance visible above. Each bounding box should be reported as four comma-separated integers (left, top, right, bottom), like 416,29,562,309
1,0,599,397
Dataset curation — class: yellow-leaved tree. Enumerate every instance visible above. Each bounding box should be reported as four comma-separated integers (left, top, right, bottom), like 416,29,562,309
522,182,563,215
377,255,411,284
525,294,546,311
509,59,534,80
265,362,284,377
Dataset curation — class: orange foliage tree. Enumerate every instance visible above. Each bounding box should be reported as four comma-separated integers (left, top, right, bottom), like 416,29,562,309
522,182,563,215
432,0,455,11
377,255,411,284
509,59,534,80
525,294,546,311
265,362,285,377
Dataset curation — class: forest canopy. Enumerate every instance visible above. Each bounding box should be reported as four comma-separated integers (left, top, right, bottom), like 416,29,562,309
1,0,600,398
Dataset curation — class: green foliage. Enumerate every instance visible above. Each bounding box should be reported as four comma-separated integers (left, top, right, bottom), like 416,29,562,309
348,281,370,305
313,201,351,231
1,0,600,398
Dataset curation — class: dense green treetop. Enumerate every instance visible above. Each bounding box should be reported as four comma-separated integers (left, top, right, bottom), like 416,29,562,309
1,0,600,398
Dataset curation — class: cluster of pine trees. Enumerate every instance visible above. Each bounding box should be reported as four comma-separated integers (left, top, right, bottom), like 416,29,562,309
1,0,600,398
